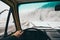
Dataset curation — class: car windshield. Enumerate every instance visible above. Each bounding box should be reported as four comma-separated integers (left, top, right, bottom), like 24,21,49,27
0,1,16,36
18,1,60,30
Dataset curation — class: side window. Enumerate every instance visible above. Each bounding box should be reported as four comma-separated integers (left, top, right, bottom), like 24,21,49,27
0,1,16,36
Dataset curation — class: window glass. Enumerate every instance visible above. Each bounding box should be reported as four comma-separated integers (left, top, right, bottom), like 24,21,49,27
0,1,16,36
18,1,60,29
7,13,16,35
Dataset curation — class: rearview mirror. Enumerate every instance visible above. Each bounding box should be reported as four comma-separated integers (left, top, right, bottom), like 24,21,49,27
55,4,60,11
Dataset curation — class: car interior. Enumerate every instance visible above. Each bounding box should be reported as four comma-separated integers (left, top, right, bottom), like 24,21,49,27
0,0,60,40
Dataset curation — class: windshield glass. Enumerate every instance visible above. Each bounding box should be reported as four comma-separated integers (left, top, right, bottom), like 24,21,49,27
0,1,16,36
18,1,60,30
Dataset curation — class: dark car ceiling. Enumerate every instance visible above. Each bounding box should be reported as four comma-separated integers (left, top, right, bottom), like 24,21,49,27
17,0,60,3
1,0,60,4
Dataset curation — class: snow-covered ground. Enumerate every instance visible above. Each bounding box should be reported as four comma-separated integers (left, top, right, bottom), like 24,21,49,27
0,1,60,35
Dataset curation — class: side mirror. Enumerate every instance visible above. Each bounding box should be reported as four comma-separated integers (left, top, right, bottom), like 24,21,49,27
55,4,60,11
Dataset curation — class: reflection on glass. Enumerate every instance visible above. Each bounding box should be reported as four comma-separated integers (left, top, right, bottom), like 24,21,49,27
18,1,60,29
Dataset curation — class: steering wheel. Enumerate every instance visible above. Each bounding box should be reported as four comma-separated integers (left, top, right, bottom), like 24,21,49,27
19,28,51,40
